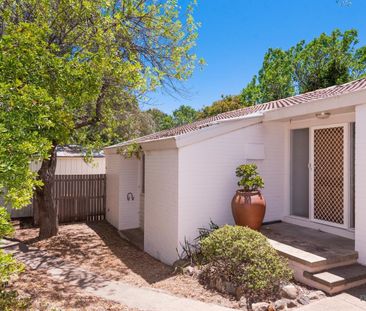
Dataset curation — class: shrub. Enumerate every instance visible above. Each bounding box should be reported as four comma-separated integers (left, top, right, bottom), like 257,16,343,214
177,220,220,265
0,208,27,310
200,225,292,298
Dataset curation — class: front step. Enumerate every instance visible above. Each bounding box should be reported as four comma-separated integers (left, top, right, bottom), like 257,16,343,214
268,238,358,273
303,263,366,295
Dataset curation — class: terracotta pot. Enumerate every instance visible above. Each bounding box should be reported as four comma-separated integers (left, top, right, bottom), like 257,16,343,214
231,190,266,230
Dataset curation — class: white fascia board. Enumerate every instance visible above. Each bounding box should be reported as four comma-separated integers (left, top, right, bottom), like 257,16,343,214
175,114,264,148
105,113,264,153
264,89,366,122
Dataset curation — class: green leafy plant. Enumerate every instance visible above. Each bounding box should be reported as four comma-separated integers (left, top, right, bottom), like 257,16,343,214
177,220,220,265
118,142,143,159
200,225,292,299
235,164,264,192
0,290,30,311
0,208,27,310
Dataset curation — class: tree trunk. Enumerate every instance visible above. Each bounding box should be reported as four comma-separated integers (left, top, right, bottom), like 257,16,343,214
35,145,58,239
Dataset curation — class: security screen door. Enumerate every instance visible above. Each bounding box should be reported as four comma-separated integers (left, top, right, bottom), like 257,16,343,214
310,124,349,228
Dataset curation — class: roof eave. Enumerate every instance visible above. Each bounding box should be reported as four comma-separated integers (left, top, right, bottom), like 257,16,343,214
264,88,366,122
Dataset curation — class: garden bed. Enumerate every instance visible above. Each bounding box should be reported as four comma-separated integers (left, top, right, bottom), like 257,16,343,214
13,221,325,310
14,221,240,309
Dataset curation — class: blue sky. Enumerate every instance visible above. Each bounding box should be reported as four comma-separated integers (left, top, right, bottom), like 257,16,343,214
143,0,366,114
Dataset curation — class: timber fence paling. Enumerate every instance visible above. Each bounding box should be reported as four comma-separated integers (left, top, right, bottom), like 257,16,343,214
32,174,106,224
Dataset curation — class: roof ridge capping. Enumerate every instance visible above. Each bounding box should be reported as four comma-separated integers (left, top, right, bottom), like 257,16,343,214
106,77,366,149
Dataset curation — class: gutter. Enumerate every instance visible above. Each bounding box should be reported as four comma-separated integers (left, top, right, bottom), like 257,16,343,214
105,112,265,153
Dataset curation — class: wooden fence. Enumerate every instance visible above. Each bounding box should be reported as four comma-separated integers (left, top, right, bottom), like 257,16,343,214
32,174,106,224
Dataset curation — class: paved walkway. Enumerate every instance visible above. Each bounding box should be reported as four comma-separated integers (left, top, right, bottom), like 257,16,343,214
297,292,366,310
13,246,235,311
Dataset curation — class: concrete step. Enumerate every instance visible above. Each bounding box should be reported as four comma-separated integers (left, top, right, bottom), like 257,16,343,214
303,263,366,295
269,238,358,273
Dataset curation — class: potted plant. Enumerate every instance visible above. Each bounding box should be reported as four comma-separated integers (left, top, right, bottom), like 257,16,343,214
231,164,265,230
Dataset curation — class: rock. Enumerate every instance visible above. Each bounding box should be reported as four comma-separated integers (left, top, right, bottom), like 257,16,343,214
238,297,248,310
235,286,246,300
316,290,326,299
172,259,189,272
224,282,236,295
182,266,195,276
251,302,269,311
287,300,298,308
215,278,225,293
297,294,310,305
274,299,289,310
281,284,298,299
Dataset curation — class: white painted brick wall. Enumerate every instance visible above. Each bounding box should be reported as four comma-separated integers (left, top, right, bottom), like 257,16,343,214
105,154,140,230
178,122,287,247
355,104,366,264
144,149,179,265
105,154,121,229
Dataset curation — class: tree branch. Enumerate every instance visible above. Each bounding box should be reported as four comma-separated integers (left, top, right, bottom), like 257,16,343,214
74,82,108,129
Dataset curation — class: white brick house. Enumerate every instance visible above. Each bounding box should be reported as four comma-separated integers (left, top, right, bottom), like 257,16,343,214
105,78,366,266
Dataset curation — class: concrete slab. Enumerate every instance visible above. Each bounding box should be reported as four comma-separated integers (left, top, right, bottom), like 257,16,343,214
261,222,357,267
119,228,144,250
296,293,366,311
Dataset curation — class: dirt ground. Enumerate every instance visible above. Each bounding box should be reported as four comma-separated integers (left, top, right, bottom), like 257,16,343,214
13,221,240,310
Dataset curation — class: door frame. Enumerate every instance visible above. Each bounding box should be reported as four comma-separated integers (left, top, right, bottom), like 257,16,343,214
309,123,351,229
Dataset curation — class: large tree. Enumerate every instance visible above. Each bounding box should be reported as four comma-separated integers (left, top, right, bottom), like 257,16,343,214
0,0,199,238
240,29,366,105
172,105,198,126
199,95,242,119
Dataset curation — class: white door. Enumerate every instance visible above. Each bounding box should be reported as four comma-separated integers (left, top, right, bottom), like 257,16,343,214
310,124,350,228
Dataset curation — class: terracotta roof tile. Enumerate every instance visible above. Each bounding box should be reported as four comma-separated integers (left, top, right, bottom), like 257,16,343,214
111,78,366,147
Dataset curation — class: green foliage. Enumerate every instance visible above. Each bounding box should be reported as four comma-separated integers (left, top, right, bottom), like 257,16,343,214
178,220,220,265
199,95,243,119
172,105,198,126
235,164,264,192
292,29,366,93
118,142,143,159
0,0,200,211
240,77,261,107
200,225,292,298
146,109,175,131
0,208,25,309
239,29,366,105
258,48,295,102
0,208,24,284
147,105,198,131
0,290,30,311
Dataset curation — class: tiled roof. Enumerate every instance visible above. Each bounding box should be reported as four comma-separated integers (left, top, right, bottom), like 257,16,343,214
111,78,366,147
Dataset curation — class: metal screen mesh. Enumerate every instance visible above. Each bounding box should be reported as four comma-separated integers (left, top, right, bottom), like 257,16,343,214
313,127,344,224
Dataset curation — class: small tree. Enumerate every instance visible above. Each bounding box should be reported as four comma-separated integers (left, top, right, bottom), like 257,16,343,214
235,164,264,192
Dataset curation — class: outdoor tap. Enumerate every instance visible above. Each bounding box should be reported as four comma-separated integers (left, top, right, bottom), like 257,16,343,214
127,192,135,201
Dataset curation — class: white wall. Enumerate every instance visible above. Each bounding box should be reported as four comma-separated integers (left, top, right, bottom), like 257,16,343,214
144,149,179,265
355,104,366,264
178,121,287,247
105,153,140,230
31,157,105,175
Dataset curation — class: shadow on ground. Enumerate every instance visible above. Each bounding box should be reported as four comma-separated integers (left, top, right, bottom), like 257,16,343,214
15,219,173,285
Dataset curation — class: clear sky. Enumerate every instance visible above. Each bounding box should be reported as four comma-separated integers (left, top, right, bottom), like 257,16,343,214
143,0,366,114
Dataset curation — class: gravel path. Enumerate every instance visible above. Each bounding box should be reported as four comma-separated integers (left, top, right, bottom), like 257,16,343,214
14,221,240,309
13,245,236,311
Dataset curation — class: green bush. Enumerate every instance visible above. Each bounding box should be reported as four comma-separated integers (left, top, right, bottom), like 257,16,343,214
0,290,30,311
200,225,292,298
0,208,27,310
